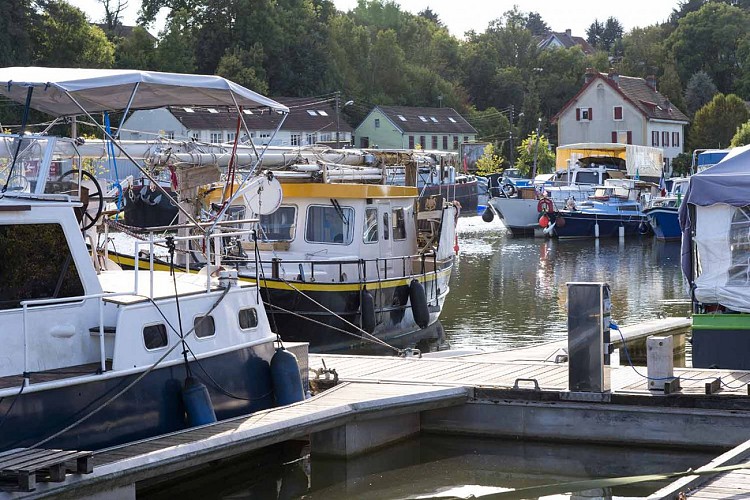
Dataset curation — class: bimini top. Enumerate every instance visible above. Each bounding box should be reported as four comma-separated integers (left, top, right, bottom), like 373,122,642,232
680,144,750,210
0,67,289,117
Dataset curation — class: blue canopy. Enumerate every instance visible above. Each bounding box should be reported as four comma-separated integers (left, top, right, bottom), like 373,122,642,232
679,145,750,283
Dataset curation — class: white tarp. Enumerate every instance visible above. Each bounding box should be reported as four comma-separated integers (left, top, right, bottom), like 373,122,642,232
693,203,750,312
0,67,288,117
625,145,663,178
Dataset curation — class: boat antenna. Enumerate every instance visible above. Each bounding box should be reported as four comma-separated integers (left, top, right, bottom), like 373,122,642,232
1,86,33,196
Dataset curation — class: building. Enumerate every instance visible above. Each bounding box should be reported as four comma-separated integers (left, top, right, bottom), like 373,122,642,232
354,106,477,151
551,69,690,171
537,29,595,55
119,97,353,147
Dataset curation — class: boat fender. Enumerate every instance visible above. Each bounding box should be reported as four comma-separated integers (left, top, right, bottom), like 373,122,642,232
481,206,494,223
539,214,549,228
543,221,556,236
537,198,554,214
271,347,305,406
360,289,376,334
638,221,651,235
182,376,217,427
409,279,430,329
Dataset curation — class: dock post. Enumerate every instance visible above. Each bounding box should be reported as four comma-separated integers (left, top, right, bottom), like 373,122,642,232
647,335,680,393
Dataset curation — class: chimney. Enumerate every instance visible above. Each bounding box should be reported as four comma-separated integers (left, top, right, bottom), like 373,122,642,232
565,28,572,37
584,67,597,85
646,75,657,91
607,68,619,86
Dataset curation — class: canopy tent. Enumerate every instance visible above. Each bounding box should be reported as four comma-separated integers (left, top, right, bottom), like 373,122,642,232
680,145,750,310
0,67,289,117
555,143,663,179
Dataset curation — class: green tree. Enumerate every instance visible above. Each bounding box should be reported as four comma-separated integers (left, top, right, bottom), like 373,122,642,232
467,107,511,159
688,93,750,149
524,12,548,36
115,26,157,69
475,144,505,176
515,131,554,176
671,152,693,176
215,45,268,95
684,71,718,116
731,121,750,147
0,0,34,67
619,25,667,78
153,9,195,73
34,0,115,68
659,61,685,113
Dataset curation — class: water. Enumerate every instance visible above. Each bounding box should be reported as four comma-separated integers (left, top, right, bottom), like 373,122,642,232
442,215,690,351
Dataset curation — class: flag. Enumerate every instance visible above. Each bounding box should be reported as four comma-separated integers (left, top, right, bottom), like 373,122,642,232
659,171,667,197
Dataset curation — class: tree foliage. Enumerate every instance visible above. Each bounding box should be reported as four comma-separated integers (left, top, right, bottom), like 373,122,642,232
684,71,718,116
475,144,505,176
688,93,750,149
731,121,750,147
587,17,623,53
515,132,555,177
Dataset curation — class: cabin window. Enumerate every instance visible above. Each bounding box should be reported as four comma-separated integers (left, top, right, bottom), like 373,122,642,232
576,171,599,185
0,224,85,311
364,207,378,243
305,204,355,244
239,308,258,329
143,324,168,350
392,208,407,240
194,315,216,339
259,206,296,241
383,212,390,240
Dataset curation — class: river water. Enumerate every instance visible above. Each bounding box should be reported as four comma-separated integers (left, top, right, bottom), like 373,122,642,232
146,215,703,500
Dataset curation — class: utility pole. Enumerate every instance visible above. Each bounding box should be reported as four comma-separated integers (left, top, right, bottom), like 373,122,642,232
531,117,542,180
509,104,514,167
335,91,340,149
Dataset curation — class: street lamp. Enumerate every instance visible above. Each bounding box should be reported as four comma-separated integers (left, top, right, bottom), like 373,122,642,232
335,92,354,149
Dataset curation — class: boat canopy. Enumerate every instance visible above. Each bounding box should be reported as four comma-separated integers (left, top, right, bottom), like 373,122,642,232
679,145,750,310
0,67,289,117
556,143,663,179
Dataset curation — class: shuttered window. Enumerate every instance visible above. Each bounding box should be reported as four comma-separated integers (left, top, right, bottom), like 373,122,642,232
614,106,623,120
626,131,632,144
611,131,617,143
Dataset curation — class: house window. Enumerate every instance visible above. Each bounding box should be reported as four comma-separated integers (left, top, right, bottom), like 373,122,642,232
453,136,459,149
442,136,448,149
291,134,300,146
210,132,223,143
672,132,680,147
360,137,369,148
306,133,316,145
419,136,426,148
430,117,438,123
227,132,236,142
627,131,632,144
317,110,328,116
306,110,318,116
576,107,592,121
375,119,380,128
611,131,617,143
191,132,200,140
165,131,175,140
305,204,355,244
392,208,407,240
364,207,378,243
652,131,659,147
431,136,438,149
613,106,623,120
662,131,669,147
464,136,469,143
408,136,414,149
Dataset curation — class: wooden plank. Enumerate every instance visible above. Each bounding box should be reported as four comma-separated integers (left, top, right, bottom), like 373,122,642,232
0,449,65,470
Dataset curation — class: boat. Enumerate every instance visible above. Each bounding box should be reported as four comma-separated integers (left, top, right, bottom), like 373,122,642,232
680,144,750,369
0,67,304,452
643,177,689,241
549,178,658,238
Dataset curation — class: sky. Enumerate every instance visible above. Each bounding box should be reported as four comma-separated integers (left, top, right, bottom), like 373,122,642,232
69,0,678,38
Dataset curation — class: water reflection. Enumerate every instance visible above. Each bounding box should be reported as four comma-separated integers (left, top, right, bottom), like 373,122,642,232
443,217,690,350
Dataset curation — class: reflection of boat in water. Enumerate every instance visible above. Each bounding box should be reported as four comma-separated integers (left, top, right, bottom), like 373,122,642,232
0,67,302,452
681,145,750,369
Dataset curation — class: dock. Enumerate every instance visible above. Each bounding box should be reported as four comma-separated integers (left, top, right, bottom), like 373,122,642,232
4,316,750,500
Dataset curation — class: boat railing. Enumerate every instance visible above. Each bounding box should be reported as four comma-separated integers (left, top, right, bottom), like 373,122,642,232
247,251,447,283
19,291,136,385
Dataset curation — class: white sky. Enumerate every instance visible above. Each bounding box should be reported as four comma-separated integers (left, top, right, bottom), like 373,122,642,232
69,0,677,38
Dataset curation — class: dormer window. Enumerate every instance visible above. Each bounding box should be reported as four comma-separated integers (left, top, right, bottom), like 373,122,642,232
448,117,457,123
207,108,218,114
418,116,428,122
317,110,328,116
306,110,318,116
397,115,407,121
184,107,194,113
576,107,592,121
242,109,254,115
430,117,438,123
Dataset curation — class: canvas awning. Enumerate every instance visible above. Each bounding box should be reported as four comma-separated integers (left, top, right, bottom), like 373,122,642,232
0,67,289,117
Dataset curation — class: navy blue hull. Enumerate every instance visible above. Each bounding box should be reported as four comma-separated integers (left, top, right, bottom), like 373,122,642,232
644,207,681,241
0,343,276,452
553,212,649,239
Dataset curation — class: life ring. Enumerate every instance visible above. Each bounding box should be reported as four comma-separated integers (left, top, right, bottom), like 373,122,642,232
537,198,554,214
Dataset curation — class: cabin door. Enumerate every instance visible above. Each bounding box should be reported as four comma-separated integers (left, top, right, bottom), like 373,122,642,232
376,201,394,276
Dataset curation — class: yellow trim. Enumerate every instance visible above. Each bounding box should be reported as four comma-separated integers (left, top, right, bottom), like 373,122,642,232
281,183,417,200
555,145,627,169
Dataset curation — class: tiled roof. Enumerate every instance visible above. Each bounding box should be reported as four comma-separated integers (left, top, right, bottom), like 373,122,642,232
552,72,690,124
168,97,352,133
374,106,477,134
538,32,595,55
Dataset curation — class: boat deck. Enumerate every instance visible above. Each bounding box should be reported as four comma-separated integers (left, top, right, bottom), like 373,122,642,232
0,362,110,390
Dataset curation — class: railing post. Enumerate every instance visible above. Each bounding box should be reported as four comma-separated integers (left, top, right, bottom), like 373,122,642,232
22,303,29,387
134,242,140,293
205,234,211,291
149,235,155,299
272,258,280,279
98,298,106,373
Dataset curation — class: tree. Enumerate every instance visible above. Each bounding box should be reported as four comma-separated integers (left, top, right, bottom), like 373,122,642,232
524,12,548,36
619,25,667,78
731,121,750,147
515,131,554,176
671,152,693,176
475,144,505,176
586,19,604,48
98,0,128,35
153,9,195,73
115,26,157,69
688,93,750,149
467,107,511,159
215,45,268,95
684,71,718,116
659,61,686,113
0,0,34,67
33,0,115,68
418,7,441,26
601,17,624,54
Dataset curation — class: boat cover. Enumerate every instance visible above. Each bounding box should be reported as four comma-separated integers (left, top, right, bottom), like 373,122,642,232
679,145,750,310
0,67,288,117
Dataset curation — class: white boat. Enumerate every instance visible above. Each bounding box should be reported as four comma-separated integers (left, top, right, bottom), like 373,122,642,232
0,67,303,453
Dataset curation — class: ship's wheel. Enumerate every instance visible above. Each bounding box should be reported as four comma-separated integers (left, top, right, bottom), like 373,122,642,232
58,169,104,230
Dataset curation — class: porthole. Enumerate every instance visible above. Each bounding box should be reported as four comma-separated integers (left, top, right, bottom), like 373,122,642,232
143,324,168,350
194,315,216,338
239,308,258,330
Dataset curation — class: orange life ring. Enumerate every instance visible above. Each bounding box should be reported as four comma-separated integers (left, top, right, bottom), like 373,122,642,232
537,198,554,213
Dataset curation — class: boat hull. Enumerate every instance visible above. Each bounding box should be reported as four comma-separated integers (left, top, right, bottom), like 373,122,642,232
487,197,540,236
553,212,649,239
692,314,750,370
422,180,478,213
644,206,681,241
0,343,276,452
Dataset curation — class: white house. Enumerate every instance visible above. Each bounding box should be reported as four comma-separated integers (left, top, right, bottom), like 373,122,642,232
537,29,594,55
552,69,690,172
119,97,353,147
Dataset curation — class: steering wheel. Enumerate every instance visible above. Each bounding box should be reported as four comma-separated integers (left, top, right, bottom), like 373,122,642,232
59,169,104,230
4,174,30,192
